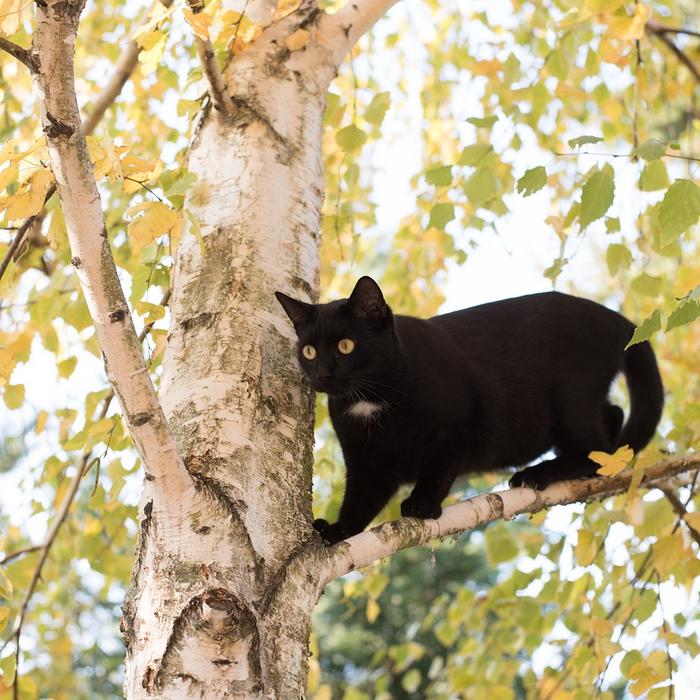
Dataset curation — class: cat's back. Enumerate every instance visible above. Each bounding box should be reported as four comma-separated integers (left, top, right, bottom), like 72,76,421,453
429,291,633,349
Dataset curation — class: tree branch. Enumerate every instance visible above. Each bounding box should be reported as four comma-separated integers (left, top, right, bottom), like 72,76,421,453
660,483,700,546
320,454,700,585
184,0,234,115
0,37,36,71
31,1,190,495
646,21,700,84
646,21,700,41
320,0,401,67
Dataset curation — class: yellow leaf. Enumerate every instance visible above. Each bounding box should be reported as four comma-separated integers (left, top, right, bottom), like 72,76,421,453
0,0,22,35
585,0,624,12
653,532,686,578
590,617,613,636
284,28,309,51
366,598,380,623
274,0,302,20
0,162,18,191
183,8,210,40
35,410,48,434
0,606,8,633
1,168,53,220
3,383,24,409
0,566,12,599
608,4,650,41
48,205,67,250
575,528,597,566
589,445,634,476
684,512,700,532
0,347,14,386
137,31,166,76
83,516,102,536
57,356,78,379
127,201,180,251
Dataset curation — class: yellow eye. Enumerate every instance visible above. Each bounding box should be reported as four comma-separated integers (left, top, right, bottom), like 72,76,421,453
338,338,355,355
302,345,316,360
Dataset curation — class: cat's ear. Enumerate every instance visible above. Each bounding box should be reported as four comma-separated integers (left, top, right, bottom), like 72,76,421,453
275,292,315,330
347,276,389,325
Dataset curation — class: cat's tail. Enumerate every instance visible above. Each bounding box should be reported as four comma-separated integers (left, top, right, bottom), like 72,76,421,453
619,340,664,452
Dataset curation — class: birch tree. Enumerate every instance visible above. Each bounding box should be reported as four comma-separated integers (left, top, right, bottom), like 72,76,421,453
1,0,699,698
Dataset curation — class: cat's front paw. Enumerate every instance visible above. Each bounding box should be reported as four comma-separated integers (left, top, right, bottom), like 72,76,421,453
509,466,552,490
313,519,347,545
400,494,442,520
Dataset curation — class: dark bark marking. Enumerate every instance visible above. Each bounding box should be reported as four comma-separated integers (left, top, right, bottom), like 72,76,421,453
43,111,74,139
70,256,81,267
121,499,153,652
131,411,153,426
109,308,127,323
179,311,216,331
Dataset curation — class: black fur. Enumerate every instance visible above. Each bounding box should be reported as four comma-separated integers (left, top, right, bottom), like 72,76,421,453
275,277,664,544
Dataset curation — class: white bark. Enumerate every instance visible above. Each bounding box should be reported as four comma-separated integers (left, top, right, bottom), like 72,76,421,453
124,3,340,697
32,1,191,495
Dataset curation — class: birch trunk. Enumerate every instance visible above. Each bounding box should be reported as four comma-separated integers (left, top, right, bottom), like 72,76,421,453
122,4,340,697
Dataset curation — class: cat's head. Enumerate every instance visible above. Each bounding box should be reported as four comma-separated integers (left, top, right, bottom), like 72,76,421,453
275,276,398,397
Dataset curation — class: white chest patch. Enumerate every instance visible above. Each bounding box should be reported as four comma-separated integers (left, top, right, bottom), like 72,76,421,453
346,400,385,420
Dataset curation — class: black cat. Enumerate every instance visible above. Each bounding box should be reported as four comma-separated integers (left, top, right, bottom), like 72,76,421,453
275,277,663,545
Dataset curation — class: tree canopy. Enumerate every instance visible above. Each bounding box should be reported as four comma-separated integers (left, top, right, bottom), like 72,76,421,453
1,0,699,697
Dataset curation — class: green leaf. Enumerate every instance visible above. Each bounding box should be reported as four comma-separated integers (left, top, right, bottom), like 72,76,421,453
425,166,452,187
463,168,499,207
639,160,670,192
568,134,603,148
630,273,663,297
57,356,78,379
458,144,492,166
336,124,367,152
605,217,621,233
606,243,632,275
402,669,421,694
666,300,700,332
625,309,662,349
466,115,498,128
658,179,700,244
485,524,519,564
428,203,454,229
516,166,547,196
636,138,666,162
580,164,614,229
364,91,391,125
545,48,568,80
0,652,16,686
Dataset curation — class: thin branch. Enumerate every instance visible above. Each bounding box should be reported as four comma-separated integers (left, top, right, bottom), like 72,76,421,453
320,0,401,67
319,454,700,585
647,21,700,41
647,22,700,85
655,571,676,700
0,37,36,71
32,3,190,496
1,288,169,689
185,0,234,115
0,545,41,567
660,484,700,546
554,151,700,163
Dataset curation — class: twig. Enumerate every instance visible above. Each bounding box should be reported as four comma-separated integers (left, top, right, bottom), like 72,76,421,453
646,23,700,85
655,571,675,699
1,287,169,690
0,545,41,567
0,37,35,71
661,483,700,546
185,0,234,115
646,22,700,41
554,151,700,163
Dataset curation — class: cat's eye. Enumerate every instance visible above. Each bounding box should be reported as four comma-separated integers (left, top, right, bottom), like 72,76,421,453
302,345,316,360
338,338,355,355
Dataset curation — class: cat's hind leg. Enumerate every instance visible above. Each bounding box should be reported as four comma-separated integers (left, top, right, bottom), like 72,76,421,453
510,400,616,490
